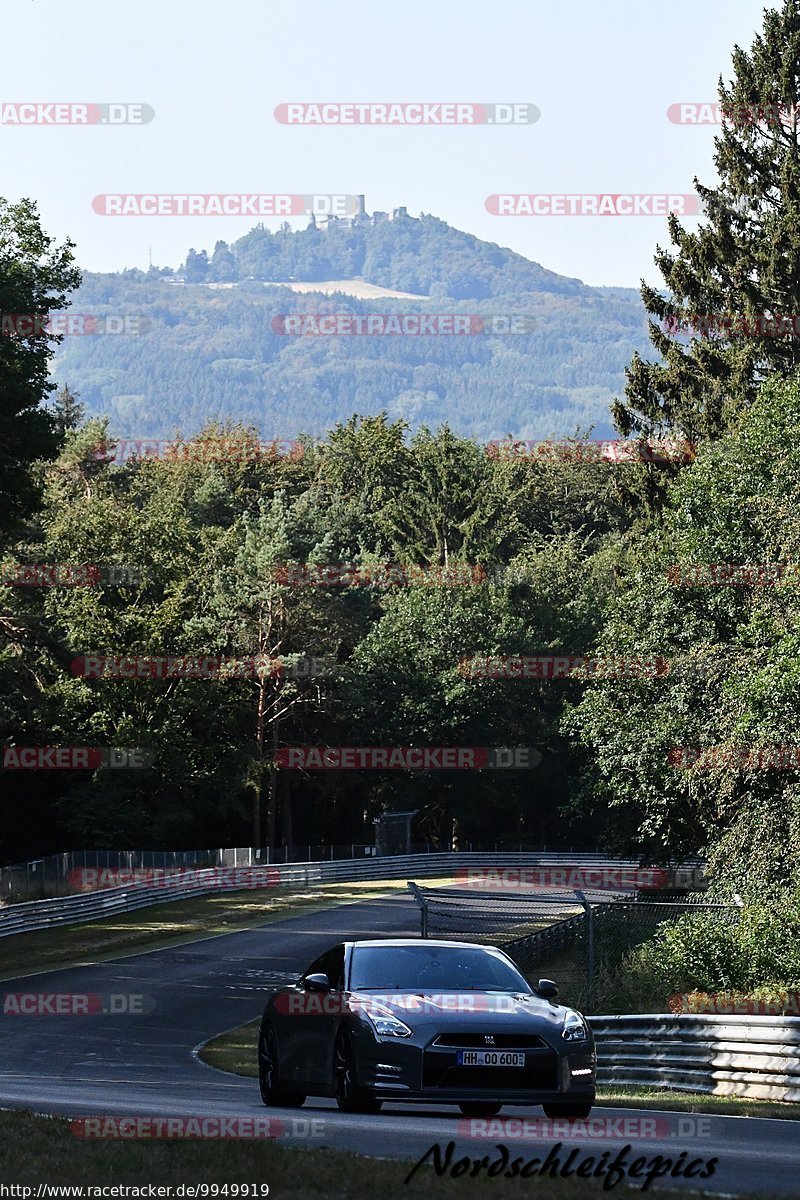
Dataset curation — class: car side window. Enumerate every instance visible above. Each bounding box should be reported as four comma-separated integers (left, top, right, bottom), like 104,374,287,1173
318,946,344,990
304,945,344,990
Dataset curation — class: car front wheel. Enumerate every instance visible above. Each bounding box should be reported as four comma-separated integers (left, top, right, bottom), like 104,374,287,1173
542,1101,592,1120
333,1028,382,1114
258,1017,306,1108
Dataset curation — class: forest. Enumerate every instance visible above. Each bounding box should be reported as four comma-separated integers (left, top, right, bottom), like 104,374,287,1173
51,216,652,444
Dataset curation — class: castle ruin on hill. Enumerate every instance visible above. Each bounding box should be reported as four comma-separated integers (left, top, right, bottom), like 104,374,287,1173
310,196,411,230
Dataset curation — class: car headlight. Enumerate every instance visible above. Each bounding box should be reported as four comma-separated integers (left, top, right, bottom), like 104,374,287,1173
562,1009,589,1042
362,1004,413,1039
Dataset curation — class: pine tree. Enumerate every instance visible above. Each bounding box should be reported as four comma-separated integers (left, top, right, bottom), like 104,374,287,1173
0,197,80,546
51,383,84,437
615,0,800,443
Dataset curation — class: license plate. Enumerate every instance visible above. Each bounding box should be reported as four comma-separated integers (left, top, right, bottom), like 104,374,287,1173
457,1050,526,1067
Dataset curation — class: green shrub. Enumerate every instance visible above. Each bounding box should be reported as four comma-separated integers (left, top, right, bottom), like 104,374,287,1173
592,891,800,1012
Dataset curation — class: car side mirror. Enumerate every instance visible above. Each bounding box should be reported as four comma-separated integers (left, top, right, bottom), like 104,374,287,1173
537,978,559,1000
303,973,331,993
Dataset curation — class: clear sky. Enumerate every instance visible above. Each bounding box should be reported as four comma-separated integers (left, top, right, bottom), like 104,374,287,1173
0,0,765,288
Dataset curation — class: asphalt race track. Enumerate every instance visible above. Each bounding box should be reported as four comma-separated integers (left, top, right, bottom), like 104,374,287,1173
0,892,798,1195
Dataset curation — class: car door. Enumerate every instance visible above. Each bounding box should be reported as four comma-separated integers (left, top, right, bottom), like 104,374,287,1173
293,944,345,1090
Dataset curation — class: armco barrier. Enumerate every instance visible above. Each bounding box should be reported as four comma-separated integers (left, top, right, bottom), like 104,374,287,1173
0,853,700,939
589,1014,800,1102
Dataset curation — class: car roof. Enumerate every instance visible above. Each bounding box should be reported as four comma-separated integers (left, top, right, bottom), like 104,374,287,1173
346,939,507,951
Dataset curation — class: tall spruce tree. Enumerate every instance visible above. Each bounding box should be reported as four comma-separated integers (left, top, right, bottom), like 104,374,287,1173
51,383,84,438
614,0,800,443
0,198,80,545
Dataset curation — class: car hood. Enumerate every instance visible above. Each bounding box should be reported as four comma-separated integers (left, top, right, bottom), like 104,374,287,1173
348,990,572,1030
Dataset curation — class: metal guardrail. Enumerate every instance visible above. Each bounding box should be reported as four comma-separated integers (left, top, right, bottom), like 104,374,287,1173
1,843,623,902
589,1014,800,1102
0,852,690,940
0,845,387,903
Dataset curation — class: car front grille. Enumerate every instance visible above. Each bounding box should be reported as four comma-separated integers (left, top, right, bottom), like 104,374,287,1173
431,1033,549,1049
422,1046,559,1091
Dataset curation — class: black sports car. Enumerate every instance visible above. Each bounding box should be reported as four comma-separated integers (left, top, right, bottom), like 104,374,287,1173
258,938,596,1117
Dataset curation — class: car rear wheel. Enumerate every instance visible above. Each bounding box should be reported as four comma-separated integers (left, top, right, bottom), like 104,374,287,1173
333,1028,382,1114
258,1018,306,1108
458,1102,503,1118
542,1101,592,1120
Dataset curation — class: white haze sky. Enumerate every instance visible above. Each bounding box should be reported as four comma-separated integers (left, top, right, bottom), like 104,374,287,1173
1,0,764,287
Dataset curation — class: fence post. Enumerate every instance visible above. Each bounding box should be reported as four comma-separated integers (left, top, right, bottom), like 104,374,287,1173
407,882,428,937
575,889,594,1008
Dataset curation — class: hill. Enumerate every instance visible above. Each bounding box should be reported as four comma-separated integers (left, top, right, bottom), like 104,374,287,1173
51,210,653,442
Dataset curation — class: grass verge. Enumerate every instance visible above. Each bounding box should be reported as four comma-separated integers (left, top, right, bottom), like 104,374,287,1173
200,1021,800,1121
200,1017,260,1076
0,1110,738,1195
594,1087,800,1122
0,878,454,981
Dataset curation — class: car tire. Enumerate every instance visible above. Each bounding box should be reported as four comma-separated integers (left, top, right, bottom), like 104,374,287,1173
258,1017,306,1108
542,1101,592,1120
458,1103,503,1118
333,1028,382,1114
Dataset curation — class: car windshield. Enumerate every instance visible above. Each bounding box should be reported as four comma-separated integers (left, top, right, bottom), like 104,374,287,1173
349,945,533,993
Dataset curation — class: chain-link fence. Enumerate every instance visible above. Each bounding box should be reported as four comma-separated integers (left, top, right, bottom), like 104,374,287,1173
409,883,740,1013
582,895,742,1013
